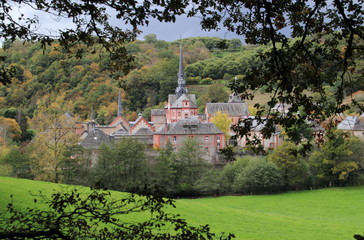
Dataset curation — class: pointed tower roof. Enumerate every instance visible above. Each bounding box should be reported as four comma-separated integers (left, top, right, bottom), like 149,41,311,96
117,89,122,117
175,44,188,98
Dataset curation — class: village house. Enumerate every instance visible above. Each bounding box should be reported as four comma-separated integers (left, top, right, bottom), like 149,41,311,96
337,115,364,140
233,117,284,150
78,46,287,158
205,93,249,125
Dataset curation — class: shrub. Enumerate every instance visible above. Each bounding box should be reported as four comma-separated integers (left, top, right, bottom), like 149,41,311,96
233,158,284,194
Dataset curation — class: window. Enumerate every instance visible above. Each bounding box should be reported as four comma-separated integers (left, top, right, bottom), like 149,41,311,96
229,138,237,146
173,136,177,142
185,113,188,118
217,136,220,142
217,142,220,147
205,136,209,142
205,147,209,152
185,102,188,106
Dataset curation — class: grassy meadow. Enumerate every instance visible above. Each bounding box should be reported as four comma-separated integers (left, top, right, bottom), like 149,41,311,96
1,176,364,240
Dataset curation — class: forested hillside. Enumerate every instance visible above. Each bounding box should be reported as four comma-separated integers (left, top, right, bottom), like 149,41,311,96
0,36,250,126
1,35,364,143
1,35,364,197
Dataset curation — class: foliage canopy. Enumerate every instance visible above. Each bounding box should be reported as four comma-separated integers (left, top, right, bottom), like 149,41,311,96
2,0,364,146
0,188,235,239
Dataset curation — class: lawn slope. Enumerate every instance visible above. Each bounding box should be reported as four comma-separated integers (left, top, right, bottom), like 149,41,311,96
1,177,363,240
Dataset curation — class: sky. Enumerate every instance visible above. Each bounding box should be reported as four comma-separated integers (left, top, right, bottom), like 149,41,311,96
4,4,244,45
137,16,243,42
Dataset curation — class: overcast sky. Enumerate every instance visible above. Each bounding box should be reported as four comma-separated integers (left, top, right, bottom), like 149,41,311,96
137,16,243,42
5,4,244,45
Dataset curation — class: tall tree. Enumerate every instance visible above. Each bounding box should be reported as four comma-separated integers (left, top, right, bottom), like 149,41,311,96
268,142,312,190
155,140,177,197
28,94,79,183
309,129,364,187
2,0,363,146
175,138,208,195
93,138,149,192
0,117,22,142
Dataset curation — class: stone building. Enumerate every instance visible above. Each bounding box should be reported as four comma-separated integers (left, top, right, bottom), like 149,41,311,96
205,93,249,125
337,115,364,140
151,46,226,157
234,117,284,149
79,90,155,149
79,46,285,157
153,117,225,161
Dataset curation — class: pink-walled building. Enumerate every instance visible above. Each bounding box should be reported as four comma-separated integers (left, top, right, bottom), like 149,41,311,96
153,117,225,161
151,46,225,159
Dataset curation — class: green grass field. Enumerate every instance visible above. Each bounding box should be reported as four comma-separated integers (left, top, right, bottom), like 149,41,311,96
1,177,363,240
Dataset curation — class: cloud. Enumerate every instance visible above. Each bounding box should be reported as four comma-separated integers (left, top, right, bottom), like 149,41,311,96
3,4,243,45
137,15,243,42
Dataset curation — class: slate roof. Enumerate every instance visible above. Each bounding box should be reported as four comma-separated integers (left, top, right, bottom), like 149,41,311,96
206,102,249,116
155,118,223,135
239,117,281,133
166,94,197,108
337,116,364,130
110,126,130,137
133,128,153,135
151,109,165,116
80,129,112,150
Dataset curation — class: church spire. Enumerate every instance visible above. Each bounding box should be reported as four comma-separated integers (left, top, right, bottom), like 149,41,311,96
175,44,188,98
117,89,122,117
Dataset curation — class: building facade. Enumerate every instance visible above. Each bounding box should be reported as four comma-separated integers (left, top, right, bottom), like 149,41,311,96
79,46,286,158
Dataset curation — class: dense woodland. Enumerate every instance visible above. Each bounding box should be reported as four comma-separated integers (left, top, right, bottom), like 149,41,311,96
1,36,364,197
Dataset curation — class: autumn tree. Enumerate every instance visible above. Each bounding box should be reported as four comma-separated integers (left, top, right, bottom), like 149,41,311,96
0,145,31,179
28,94,79,183
1,1,364,144
0,117,22,142
211,111,232,144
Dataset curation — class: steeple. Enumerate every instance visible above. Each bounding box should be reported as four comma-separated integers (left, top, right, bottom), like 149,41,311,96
88,107,96,133
117,89,122,117
175,44,188,98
